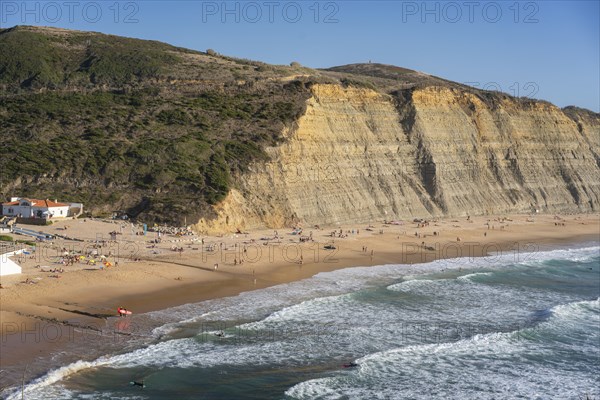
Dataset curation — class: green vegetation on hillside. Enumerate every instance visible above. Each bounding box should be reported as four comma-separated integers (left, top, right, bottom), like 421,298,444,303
0,26,180,88
0,26,313,224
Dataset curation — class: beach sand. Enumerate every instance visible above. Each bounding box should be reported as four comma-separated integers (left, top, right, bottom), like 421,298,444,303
1,213,598,387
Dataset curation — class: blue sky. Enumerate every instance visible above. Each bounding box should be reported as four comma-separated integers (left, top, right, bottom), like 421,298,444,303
1,1,598,111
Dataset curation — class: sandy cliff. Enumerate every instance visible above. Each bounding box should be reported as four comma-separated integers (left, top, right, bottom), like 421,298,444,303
196,84,600,233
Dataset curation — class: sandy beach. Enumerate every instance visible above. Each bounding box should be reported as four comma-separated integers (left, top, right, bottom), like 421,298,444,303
1,213,598,389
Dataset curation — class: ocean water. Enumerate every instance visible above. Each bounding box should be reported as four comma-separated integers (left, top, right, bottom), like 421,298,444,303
4,244,599,399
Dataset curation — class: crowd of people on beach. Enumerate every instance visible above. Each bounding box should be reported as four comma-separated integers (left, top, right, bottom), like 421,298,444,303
170,246,185,254
149,225,195,236
330,228,361,238
4,213,587,297
35,266,64,273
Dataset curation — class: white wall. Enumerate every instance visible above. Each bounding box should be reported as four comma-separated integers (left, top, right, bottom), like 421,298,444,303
2,205,71,218
0,249,23,276
2,204,33,217
68,203,84,217
41,206,70,218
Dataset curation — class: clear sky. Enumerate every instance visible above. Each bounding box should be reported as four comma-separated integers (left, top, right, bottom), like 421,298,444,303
1,0,598,111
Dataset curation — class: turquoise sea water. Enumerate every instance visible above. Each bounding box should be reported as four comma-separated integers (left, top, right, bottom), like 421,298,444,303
4,244,599,399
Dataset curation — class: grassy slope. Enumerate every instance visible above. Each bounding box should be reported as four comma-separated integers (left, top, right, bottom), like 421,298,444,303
0,26,314,224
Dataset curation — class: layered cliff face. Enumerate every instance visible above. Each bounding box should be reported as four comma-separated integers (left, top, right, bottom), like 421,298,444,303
196,84,600,232
405,87,599,215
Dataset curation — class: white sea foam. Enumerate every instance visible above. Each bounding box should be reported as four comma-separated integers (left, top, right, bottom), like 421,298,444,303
534,298,600,350
456,271,493,282
149,244,598,336
6,245,598,398
4,359,111,400
286,297,600,399
386,277,448,292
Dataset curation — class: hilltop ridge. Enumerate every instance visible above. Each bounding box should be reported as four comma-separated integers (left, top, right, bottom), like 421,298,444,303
1,26,598,227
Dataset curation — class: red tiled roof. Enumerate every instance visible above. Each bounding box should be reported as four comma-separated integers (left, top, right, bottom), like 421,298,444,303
2,198,69,207
39,199,69,207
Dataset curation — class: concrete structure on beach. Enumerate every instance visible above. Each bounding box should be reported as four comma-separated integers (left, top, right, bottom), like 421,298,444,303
0,248,22,276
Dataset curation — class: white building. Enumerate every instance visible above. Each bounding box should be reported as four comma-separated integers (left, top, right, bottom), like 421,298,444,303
1,197,71,219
